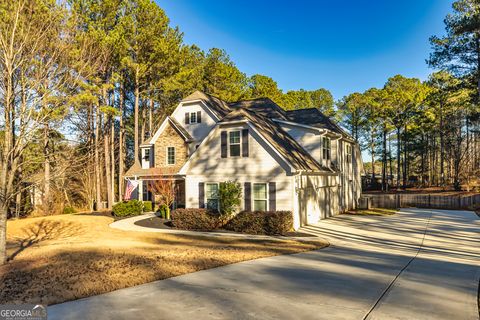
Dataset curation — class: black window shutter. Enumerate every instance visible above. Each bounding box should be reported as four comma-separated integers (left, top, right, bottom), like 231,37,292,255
244,182,251,211
242,129,249,157
198,182,205,208
185,112,189,124
197,111,202,123
220,131,227,158
269,182,276,211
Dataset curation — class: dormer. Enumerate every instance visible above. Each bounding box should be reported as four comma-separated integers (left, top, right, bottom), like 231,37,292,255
141,145,153,169
171,91,231,144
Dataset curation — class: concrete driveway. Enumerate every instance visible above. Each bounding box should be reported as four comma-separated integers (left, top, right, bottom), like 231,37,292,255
48,208,480,320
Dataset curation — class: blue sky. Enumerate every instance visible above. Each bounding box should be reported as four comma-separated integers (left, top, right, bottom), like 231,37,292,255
156,0,452,101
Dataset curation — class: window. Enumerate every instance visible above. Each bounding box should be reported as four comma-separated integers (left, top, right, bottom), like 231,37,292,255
346,144,352,164
206,183,219,210
322,137,331,160
143,148,150,161
229,131,241,157
167,147,175,165
253,183,267,211
190,112,197,124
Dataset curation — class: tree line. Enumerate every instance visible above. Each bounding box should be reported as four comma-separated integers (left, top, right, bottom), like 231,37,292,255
337,0,480,192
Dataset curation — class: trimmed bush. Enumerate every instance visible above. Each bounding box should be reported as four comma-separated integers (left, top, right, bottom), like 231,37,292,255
171,208,223,231
112,200,144,217
63,206,76,214
143,201,153,212
156,204,170,219
225,211,293,235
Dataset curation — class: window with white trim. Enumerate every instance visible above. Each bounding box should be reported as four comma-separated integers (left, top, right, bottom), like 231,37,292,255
253,183,267,211
322,137,331,161
229,131,241,157
143,148,150,161
167,147,175,165
190,112,198,124
206,183,219,210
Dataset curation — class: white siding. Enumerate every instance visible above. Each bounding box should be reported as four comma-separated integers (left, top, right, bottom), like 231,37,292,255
279,124,322,162
171,102,218,144
183,123,294,216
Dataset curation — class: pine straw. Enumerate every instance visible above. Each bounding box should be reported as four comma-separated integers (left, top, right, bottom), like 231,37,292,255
1,214,326,306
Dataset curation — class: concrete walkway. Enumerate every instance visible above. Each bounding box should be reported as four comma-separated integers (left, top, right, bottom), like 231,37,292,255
48,209,480,320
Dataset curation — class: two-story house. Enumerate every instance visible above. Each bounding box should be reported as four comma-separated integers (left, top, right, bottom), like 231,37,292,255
124,91,363,230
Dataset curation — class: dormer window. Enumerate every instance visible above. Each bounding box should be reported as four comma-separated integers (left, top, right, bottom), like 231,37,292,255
143,148,150,161
322,137,331,161
185,111,202,124
190,112,197,124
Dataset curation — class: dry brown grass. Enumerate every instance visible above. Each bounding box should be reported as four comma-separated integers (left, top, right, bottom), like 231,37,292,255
346,208,398,216
1,214,327,306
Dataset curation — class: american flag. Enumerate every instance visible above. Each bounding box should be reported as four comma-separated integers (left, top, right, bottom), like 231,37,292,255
124,180,139,200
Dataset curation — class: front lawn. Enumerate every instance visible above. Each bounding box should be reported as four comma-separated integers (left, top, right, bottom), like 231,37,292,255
346,208,398,216
0,214,327,306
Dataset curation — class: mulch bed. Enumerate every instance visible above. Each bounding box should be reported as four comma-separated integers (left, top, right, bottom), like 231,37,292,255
134,216,316,238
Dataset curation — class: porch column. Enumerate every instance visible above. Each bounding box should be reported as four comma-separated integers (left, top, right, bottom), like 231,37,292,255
138,180,143,201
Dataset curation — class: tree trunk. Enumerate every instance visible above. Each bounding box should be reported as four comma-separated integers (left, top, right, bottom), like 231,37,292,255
396,127,401,190
381,123,387,191
141,103,146,144
134,71,140,163
439,103,445,186
149,98,154,138
43,125,50,213
403,125,407,188
0,205,7,265
370,127,375,179
119,82,125,200
95,106,102,210
110,93,115,204
104,118,113,210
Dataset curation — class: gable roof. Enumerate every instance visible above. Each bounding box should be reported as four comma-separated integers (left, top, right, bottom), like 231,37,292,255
142,116,193,146
220,108,333,172
182,90,232,119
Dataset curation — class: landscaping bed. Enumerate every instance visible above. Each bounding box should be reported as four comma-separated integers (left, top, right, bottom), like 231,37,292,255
1,214,327,306
134,215,316,238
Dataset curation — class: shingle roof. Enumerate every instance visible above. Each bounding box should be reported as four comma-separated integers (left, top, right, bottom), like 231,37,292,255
182,90,232,118
286,108,351,138
124,162,184,177
228,98,288,120
220,108,333,172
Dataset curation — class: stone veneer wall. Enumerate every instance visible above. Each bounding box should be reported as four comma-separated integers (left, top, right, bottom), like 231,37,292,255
154,122,188,173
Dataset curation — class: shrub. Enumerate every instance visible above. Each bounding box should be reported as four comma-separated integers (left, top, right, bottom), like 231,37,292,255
63,206,76,214
143,201,153,212
112,200,144,217
225,211,293,235
218,181,242,217
171,208,223,231
157,204,170,219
